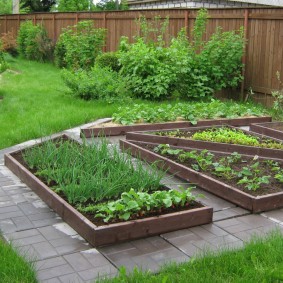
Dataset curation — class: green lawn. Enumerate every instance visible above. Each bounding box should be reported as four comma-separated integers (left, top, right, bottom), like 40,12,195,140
0,56,120,150
0,236,37,283
99,231,283,283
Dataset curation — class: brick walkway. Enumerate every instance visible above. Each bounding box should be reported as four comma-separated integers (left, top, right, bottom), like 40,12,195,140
1,120,283,283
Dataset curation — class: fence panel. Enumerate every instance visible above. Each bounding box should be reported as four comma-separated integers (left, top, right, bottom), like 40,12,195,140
0,8,283,96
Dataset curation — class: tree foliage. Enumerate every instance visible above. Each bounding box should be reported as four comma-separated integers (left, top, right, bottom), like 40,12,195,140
0,0,12,14
56,0,96,12
20,0,56,12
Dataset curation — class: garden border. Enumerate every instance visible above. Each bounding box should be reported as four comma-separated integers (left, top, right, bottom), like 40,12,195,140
120,139,283,213
250,122,283,141
4,135,212,247
126,125,283,160
80,116,272,137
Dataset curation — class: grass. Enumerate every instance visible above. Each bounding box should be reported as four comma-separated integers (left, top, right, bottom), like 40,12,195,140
0,235,37,283
0,56,120,150
99,230,283,283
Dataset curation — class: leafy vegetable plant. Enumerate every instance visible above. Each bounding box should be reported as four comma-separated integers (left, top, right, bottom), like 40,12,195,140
78,186,201,223
154,144,283,192
112,100,266,125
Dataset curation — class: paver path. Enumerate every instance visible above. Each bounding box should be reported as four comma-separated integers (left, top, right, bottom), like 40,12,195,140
1,120,283,283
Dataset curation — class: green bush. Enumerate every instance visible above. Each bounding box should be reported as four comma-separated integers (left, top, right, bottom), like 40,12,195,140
17,21,53,62
176,10,245,99
95,52,120,72
118,9,244,100
0,41,8,73
61,65,129,101
119,37,177,100
54,21,106,70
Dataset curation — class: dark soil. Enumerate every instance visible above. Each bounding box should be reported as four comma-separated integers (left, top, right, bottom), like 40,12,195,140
140,143,283,197
11,144,204,227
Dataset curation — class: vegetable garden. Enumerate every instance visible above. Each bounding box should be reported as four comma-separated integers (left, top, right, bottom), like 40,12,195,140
1,7,283,283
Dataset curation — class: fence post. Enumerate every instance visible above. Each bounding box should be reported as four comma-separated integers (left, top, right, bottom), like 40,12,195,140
240,9,249,101
4,15,7,33
76,13,78,24
103,12,107,52
184,10,189,37
53,14,56,42
17,14,20,29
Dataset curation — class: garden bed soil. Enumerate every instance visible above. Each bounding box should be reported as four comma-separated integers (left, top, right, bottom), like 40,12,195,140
126,125,283,160
250,122,283,140
120,140,283,213
4,135,212,247
80,116,272,137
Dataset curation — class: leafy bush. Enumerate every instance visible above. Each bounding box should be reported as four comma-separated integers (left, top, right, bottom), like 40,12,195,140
119,37,178,100
118,9,245,100
61,65,129,101
17,21,53,62
176,10,245,99
95,52,121,72
0,52,8,73
0,32,17,56
54,21,106,70
0,41,8,73
272,71,283,114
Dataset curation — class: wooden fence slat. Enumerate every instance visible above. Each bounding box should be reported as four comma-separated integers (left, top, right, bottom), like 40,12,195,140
0,8,283,97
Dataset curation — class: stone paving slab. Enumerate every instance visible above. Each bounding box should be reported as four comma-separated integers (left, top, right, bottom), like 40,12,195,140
0,122,283,282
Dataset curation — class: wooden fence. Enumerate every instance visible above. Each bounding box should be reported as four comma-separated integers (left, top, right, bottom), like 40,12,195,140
0,8,283,102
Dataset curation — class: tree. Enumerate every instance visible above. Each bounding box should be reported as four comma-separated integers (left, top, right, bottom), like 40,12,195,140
56,0,96,12
96,0,128,11
20,0,56,12
0,0,13,14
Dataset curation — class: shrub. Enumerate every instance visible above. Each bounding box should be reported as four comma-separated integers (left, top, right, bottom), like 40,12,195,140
272,71,283,114
54,21,106,70
0,32,18,57
0,41,8,73
95,52,120,72
17,21,53,62
119,37,177,100
61,65,129,102
176,10,245,99
118,9,244,100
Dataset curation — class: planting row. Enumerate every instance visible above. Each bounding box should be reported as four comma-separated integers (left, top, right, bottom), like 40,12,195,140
121,139,283,213
5,136,212,246
126,125,283,159
81,101,271,137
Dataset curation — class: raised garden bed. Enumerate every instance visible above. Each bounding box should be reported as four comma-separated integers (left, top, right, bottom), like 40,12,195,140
80,116,272,137
126,125,283,160
120,140,283,213
250,122,283,141
4,135,212,247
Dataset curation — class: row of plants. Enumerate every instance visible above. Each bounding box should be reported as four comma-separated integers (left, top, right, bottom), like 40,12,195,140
111,100,267,125
154,144,283,192
78,186,200,223
7,9,245,101
155,127,283,150
22,138,200,224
